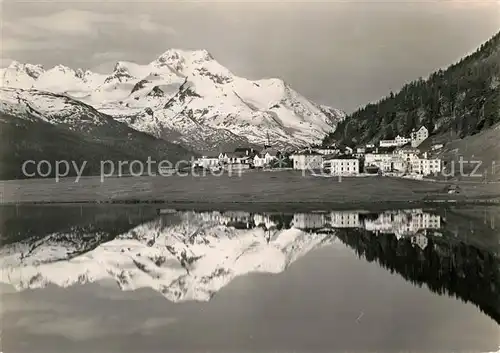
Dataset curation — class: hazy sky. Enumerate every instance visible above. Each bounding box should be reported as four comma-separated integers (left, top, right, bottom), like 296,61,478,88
1,0,499,112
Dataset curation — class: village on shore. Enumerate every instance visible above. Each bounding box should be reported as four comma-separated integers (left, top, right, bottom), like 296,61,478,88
193,126,444,178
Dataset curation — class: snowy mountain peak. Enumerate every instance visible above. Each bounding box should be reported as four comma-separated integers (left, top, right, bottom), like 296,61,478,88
153,48,232,84
75,68,85,79
155,49,188,72
7,60,21,69
6,62,76,80
1,50,346,152
53,64,74,73
113,61,133,73
2,62,45,87
156,48,214,66
7,60,25,71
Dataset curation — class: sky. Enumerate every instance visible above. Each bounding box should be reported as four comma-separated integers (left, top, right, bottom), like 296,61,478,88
1,0,499,113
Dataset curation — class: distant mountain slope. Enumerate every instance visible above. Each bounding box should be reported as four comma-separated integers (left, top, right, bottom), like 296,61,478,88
0,88,194,180
324,31,500,146
1,50,345,152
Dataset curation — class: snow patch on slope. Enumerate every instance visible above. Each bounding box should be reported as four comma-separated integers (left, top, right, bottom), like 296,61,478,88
0,87,109,128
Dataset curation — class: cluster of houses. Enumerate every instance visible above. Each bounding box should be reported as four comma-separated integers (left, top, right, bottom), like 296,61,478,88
379,126,429,148
193,147,281,170
194,125,443,177
289,126,442,177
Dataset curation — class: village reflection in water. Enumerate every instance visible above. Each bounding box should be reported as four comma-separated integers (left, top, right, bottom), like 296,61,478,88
1,205,499,325
198,208,442,250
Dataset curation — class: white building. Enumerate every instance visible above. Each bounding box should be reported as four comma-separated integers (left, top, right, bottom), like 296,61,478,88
253,148,279,168
395,146,420,158
377,126,429,149
322,157,359,176
195,155,220,168
203,211,252,227
220,152,250,165
315,148,340,155
394,146,420,164
292,213,326,230
411,126,429,147
380,135,411,148
364,144,441,176
364,153,406,173
354,147,366,158
379,140,397,148
395,135,412,146
412,212,441,230
253,155,265,168
411,158,441,176
291,151,323,170
363,209,441,238
328,211,360,228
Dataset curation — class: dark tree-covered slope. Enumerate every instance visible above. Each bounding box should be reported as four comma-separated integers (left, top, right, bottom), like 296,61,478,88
324,31,500,146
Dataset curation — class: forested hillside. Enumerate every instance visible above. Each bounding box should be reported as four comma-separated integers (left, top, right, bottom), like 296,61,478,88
324,31,500,146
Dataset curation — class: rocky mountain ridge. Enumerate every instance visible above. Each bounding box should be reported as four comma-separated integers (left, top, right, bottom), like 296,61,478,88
1,49,345,152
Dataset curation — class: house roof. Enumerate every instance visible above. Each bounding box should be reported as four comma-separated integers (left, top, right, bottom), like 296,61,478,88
412,126,428,132
316,147,338,150
260,148,279,156
324,154,359,160
223,151,250,158
292,150,322,156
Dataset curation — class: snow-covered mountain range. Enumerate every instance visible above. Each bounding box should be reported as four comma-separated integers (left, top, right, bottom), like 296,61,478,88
0,50,345,152
0,211,340,302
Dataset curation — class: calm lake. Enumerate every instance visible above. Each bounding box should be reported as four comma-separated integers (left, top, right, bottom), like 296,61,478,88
1,204,499,353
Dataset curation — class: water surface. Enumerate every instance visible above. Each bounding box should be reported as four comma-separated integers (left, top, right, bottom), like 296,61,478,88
1,205,499,353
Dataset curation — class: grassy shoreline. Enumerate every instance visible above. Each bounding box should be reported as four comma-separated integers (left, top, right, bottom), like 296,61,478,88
1,171,499,211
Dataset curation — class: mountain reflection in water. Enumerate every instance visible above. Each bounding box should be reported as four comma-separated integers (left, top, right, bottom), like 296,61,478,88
0,205,499,325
